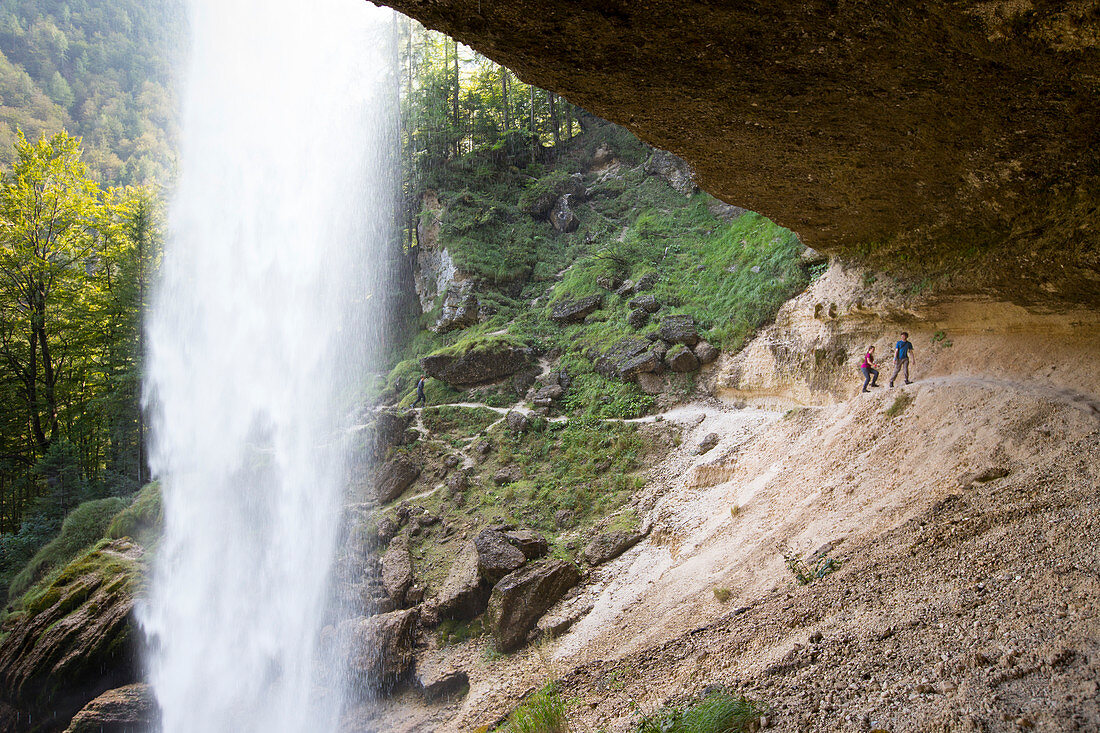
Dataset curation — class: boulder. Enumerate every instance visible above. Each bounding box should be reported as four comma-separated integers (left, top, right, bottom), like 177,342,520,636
618,350,660,380
536,601,593,639
645,149,697,196
614,279,636,297
707,201,749,221
65,683,157,733
657,314,700,346
474,529,527,583
628,308,650,329
0,540,142,730
363,409,415,460
628,293,660,313
339,609,418,691
800,246,827,265
532,383,564,406
432,541,489,620
503,529,550,560
636,372,666,396
417,666,469,701
525,173,586,219
486,560,582,652
435,282,480,333
505,410,530,433
693,340,719,364
381,535,414,608
634,272,659,292
376,457,421,503
550,294,603,324
550,194,580,232
596,274,621,291
583,530,646,566
493,466,521,486
421,340,533,387
592,337,651,380
697,433,720,454
665,343,701,372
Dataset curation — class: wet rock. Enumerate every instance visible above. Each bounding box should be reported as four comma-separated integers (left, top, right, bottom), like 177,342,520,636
503,529,550,560
657,314,700,346
0,540,142,730
486,560,582,652
475,529,527,583
376,457,421,503
628,308,650,328
665,343,701,372
645,149,697,196
361,408,416,461
525,173,586,219
421,341,533,388
629,293,660,313
550,294,603,324
339,609,418,691
382,534,414,608
435,282,481,333
65,683,157,733
583,529,647,566
697,433,720,454
694,340,719,364
432,541,489,620
505,410,530,433
550,194,580,232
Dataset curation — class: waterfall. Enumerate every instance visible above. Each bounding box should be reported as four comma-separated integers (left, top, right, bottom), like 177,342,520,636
140,0,396,730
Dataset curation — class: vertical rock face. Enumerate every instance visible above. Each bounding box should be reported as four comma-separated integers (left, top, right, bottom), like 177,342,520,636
375,0,1100,307
0,539,142,730
338,608,419,691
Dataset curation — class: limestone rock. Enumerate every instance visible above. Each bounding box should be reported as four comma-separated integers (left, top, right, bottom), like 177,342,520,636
503,529,549,560
694,340,719,364
657,314,700,346
708,201,748,221
532,384,564,406
614,279,636,297
634,272,659,292
432,541,489,620
665,343,701,372
417,666,469,701
697,432,720,454
583,530,646,566
363,409,415,460
619,350,660,380
486,560,582,652
376,457,421,503
536,601,593,638
435,282,480,333
340,609,418,691
550,294,603,324
65,683,157,733
645,149,697,196
525,173,586,219
493,466,521,485
596,274,621,291
382,535,414,608
0,540,142,729
592,338,653,381
505,410,530,433
628,308,650,329
550,194,580,232
421,340,533,387
637,372,666,395
475,529,527,583
629,293,660,313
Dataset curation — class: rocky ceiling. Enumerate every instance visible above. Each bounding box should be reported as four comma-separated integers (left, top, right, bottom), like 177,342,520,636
375,0,1100,307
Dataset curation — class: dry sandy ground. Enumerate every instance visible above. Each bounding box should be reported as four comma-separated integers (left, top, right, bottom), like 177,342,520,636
351,268,1100,733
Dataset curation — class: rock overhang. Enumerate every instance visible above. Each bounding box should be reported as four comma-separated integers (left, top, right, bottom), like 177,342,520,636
374,0,1100,307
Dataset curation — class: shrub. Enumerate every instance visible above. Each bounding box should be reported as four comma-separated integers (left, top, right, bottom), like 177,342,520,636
501,683,569,733
713,587,731,603
7,496,128,602
636,691,764,733
784,554,841,586
884,392,914,418
106,482,163,546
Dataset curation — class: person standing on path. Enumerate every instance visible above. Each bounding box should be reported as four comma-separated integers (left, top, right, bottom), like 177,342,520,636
412,375,427,408
860,345,880,393
890,332,915,387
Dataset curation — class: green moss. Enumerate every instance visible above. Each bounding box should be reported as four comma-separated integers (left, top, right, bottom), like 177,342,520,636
19,538,138,617
421,405,501,438
106,482,162,546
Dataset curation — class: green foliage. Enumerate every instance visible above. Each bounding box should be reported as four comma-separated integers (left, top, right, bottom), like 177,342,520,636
636,691,764,733
784,554,841,586
106,482,162,546
420,405,500,438
884,392,914,418
16,536,139,620
713,587,731,603
500,682,569,733
437,616,484,646
7,495,127,602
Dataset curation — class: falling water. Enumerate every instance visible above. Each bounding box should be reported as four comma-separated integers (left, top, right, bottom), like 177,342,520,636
141,0,395,730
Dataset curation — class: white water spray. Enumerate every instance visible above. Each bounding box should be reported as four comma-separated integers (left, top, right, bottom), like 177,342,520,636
141,1,395,730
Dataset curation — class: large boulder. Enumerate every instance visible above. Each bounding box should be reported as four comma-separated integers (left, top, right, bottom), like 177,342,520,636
381,534,414,608
665,343,701,372
532,383,564,406
693,340,719,364
359,408,415,461
338,608,418,691
583,530,647,566
629,293,661,313
65,683,157,733
618,350,660,381
0,539,142,731
421,338,533,387
431,541,490,620
376,457,421,503
486,560,582,652
592,337,651,380
549,294,603,324
474,528,527,583
657,314,700,346
502,529,550,560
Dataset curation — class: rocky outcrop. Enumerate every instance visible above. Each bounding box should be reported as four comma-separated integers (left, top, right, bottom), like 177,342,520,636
339,609,418,691
485,560,582,652
435,281,481,333
525,173,586,219
592,337,657,381
644,149,696,196
361,408,416,461
550,194,580,232
665,343,700,373
657,315,700,347
376,0,1100,307
582,529,646,566
474,528,527,583
65,683,157,733
421,339,533,387
0,539,142,730
376,457,421,503
693,340,719,365
381,534,414,608
550,294,602,324
431,541,490,620
501,529,549,560
505,410,530,433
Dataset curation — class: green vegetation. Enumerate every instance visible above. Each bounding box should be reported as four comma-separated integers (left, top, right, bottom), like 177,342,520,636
884,392,914,418
106,482,162,547
636,691,764,733
421,405,500,438
437,617,485,646
14,536,139,620
499,682,569,733
713,586,731,603
783,553,842,586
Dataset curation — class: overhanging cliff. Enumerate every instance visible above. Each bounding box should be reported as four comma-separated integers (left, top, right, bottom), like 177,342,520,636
376,0,1100,306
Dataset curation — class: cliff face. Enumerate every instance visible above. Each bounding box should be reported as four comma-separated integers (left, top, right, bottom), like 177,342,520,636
376,0,1100,306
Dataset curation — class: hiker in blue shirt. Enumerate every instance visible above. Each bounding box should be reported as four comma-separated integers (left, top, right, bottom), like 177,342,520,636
890,332,915,387
412,375,427,408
